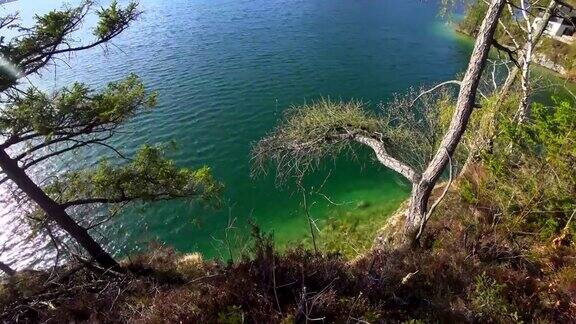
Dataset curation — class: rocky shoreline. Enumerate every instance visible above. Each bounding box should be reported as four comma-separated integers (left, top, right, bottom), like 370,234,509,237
533,53,569,76
455,27,573,80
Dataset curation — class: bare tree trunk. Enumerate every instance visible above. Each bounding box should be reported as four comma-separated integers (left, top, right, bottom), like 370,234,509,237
517,0,534,122
0,149,121,271
403,0,506,245
0,260,15,276
500,0,558,101
461,0,558,173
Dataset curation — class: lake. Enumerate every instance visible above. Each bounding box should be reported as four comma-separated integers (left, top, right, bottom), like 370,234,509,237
1,0,475,262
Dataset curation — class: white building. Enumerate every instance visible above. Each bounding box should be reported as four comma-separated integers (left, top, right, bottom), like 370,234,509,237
543,16,575,37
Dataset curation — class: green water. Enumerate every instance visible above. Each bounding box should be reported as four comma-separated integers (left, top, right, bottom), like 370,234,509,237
5,0,479,260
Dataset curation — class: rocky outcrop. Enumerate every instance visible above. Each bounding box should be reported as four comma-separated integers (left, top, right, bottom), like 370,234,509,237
534,53,568,75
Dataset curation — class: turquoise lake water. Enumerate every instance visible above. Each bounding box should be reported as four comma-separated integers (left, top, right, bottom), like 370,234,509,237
2,0,477,260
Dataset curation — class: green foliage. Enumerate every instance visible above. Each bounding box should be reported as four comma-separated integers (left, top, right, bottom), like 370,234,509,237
458,0,521,44
33,8,80,40
0,74,156,137
0,0,225,271
254,90,451,181
217,306,245,324
529,99,576,170
284,99,381,135
471,273,519,322
3,4,85,60
539,217,560,239
253,98,382,179
478,97,576,238
459,178,478,205
403,320,425,324
439,0,480,19
0,0,140,84
47,144,223,207
457,1,488,36
260,98,381,155
458,0,576,75
94,0,139,39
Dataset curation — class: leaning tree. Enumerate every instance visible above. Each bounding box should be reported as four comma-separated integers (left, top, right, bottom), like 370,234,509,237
0,1,221,272
254,0,506,246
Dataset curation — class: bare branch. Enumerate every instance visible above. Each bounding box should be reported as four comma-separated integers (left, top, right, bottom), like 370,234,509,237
354,135,420,183
492,39,520,67
410,80,461,107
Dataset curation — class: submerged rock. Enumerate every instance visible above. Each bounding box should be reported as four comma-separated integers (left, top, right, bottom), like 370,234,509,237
356,200,370,209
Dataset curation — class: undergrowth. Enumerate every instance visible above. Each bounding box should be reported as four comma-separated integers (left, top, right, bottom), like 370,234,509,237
1,189,574,323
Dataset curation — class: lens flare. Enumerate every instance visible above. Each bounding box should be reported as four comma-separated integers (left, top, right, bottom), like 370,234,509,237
0,54,21,80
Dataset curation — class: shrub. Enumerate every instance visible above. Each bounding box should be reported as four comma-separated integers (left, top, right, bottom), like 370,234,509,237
471,273,517,322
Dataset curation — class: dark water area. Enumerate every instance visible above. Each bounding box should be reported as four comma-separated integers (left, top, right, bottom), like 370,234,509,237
2,0,478,260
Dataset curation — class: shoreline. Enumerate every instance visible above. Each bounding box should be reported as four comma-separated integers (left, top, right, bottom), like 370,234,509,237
453,26,575,82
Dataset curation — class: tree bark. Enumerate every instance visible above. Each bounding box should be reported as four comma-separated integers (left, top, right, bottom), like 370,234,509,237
500,0,558,102
354,135,419,183
403,0,506,245
0,149,121,271
517,0,534,122
461,0,558,172
0,260,15,276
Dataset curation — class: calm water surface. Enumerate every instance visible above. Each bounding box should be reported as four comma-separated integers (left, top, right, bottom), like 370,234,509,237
2,0,473,260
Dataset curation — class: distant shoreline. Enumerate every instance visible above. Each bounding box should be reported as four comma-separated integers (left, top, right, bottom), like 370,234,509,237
453,25,575,82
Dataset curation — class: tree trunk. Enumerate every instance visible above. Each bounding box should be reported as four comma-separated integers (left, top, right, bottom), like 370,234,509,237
403,0,505,245
500,0,557,101
462,0,558,173
518,0,558,121
404,181,433,241
517,0,534,122
0,149,121,271
0,260,15,276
